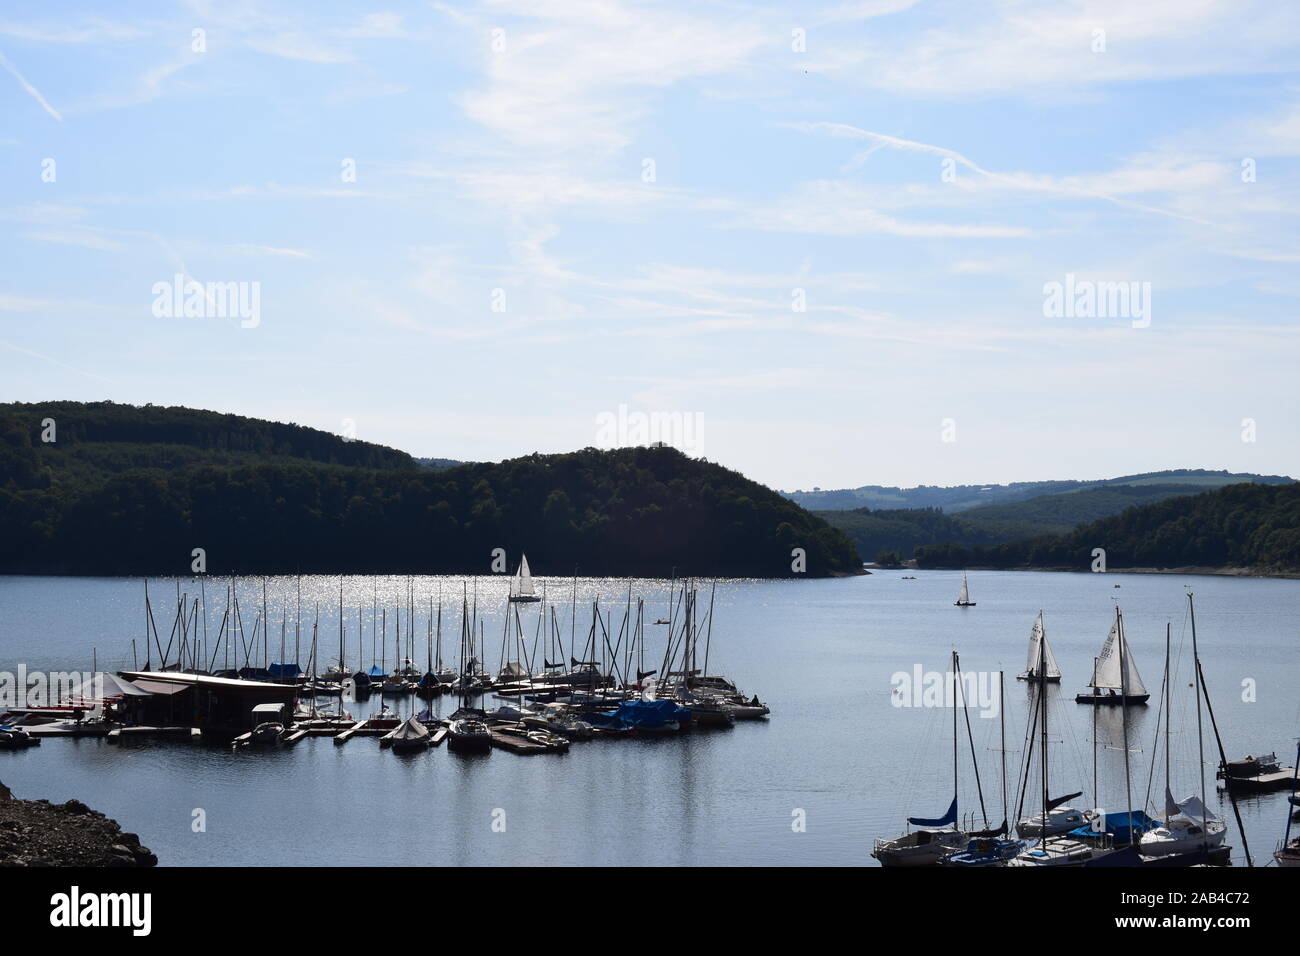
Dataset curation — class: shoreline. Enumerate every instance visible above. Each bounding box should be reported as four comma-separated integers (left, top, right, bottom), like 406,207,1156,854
905,564,1300,580
0,782,158,867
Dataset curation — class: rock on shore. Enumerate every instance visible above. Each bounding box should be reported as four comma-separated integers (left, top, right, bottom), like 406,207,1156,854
0,781,157,867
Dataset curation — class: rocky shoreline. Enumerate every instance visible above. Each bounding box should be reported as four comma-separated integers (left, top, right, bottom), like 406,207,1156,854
0,780,157,867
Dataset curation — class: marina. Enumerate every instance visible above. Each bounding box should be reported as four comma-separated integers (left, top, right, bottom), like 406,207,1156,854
0,569,1296,867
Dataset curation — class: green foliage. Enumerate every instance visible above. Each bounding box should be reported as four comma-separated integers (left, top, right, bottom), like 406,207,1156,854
0,403,860,577
914,482,1300,572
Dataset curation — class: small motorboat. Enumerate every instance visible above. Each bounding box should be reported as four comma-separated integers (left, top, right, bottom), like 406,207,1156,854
1007,837,1093,867
447,708,492,754
248,721,285,747
389,716,432,754
1217,751,1297,792
0,724,40,750
380,676,408,696
940,834,1025,867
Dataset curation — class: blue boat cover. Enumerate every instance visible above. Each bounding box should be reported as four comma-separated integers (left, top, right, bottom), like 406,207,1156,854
1068,809,1161,844
613,699,689,729
909,797,957,828
367,666,387,678
267,663,301,679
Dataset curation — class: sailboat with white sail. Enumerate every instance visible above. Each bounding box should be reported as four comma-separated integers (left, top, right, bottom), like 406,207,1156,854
1075,608,1149,706
1139,597,1227,859
1016,612,1061,683
509,554,541,603
954,572,975,607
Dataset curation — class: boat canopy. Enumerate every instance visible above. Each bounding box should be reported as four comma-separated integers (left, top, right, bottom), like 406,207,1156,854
909,797,957,829
65,672,152,700
267,662,301,679
1165,790,1218,824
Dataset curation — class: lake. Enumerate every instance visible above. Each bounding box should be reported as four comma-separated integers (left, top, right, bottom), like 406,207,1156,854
0,570,1295,866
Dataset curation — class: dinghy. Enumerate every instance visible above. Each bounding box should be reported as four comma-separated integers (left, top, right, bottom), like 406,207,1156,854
1016,612,1061,682
954,572,975,607
508,555,541,603
1075,609,1149,705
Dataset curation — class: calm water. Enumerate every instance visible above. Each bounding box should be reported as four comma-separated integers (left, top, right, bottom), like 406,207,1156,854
0,570,1296,866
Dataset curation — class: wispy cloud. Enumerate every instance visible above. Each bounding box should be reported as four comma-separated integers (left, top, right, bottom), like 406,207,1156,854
0,49,61,120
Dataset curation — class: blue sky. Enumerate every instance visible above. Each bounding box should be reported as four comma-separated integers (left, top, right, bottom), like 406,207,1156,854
2,0,1298,489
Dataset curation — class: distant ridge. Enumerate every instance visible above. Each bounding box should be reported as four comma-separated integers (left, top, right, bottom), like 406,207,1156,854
784,469,1294,513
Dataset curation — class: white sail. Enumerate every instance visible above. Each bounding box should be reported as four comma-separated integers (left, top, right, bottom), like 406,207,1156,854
1092,620,1148,696
1024,614,1061,679
510,554,536,599
958,573,970,604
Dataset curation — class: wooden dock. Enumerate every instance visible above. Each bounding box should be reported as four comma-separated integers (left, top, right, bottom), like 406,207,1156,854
1219,768,1298,793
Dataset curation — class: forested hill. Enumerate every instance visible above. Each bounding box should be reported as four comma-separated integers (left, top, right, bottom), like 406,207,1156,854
0,401,417,482
0,403,860,577
913,482,1300,573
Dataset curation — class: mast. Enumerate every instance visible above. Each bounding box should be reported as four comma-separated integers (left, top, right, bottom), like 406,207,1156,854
1189,594,1207,838
1164,622,1171,805
951,649,958,826
1118,608,1133,847
1092,655,1099,810
1038,615,1049,847
999,668,1007,830
1189,593,1253,865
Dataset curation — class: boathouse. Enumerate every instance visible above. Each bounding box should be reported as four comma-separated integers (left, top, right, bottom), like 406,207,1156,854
119,671,297,733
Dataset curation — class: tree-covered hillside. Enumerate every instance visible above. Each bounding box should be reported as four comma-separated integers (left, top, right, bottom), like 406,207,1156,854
913,482,1300,572
0,403,859,577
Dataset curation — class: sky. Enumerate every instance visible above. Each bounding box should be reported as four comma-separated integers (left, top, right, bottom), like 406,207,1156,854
1,0,1298,491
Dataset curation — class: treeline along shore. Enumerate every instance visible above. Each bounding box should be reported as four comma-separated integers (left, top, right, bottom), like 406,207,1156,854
913,482,1300,575
0,402,861,578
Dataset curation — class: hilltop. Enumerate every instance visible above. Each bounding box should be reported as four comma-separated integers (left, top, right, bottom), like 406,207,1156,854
0,401,859,577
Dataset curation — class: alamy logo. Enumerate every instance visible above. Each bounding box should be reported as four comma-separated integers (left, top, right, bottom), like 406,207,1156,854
594,404,703,456
890,666,1001,718
1042,273,1150,328
151,274,261,328
50,886,151,936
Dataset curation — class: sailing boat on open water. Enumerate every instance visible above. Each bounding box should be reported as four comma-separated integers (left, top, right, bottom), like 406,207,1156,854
1017,612,1061,683
954,572,975,607
1075,608,1149,706
509,554,541,603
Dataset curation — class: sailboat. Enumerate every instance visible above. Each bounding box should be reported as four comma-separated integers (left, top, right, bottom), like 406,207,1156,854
1139,599,1227,859
1010,628,1094,866
1016,611,1061,683
1075,608,1149,705
871,651,968,867
954,572,975,607
509,554,541,603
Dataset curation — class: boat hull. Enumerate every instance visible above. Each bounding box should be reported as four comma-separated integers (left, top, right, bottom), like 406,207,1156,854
1074,693,1149,706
